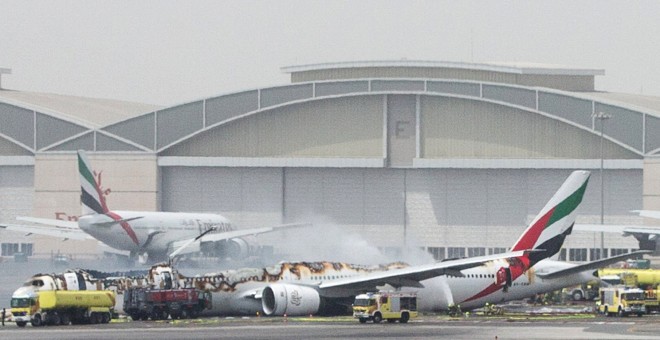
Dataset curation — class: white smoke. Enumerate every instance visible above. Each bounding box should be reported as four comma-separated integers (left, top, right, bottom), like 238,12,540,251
268,215,434,266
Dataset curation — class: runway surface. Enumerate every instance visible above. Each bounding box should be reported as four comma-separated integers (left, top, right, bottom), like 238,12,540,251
1,315,659,340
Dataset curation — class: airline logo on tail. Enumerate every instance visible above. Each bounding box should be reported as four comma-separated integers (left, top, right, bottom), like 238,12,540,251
511,170,590,266
79,150,109,215
78,150,140,246
463,170,590,303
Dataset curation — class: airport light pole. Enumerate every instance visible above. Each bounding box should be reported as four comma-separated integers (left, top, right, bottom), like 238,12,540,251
593,111,611,260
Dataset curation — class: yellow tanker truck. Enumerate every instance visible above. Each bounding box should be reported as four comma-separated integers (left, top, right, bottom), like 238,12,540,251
10,290,116,327
598,268,660,288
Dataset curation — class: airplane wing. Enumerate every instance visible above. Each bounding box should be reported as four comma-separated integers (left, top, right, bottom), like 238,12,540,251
17,216,78,228
317,250,533,292
0,222,92,240
168,223,311,258
633,210,660,219
535,250,652,280
574,224,660,236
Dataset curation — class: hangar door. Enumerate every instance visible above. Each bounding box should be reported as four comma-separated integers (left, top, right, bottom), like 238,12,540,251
160,167,284,227
0,166,35,253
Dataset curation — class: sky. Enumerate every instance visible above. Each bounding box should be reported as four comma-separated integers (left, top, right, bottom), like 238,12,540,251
1,0,659,107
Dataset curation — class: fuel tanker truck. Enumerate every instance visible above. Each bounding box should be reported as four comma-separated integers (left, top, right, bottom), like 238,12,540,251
11,290,115,327
10,270,116,327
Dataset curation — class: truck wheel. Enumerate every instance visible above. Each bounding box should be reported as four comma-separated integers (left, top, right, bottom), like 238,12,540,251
372,313,382,324
180,309,189,319
90,313,100,324
572,290,583,301
49,313,61,326
31,314,43,327
604,307,610,317
101,313,110,324
358,318,367,324
618,308,625,317
60,313,70,325
400,313,410,323
16,321,27,327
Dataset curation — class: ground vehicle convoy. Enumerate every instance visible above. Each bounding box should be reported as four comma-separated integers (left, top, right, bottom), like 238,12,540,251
352,292,417,323
598,286,646,317
10,290,115,327
123,287,211,320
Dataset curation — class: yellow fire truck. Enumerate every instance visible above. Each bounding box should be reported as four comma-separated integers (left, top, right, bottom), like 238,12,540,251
352,292,418,324
598,286,646,317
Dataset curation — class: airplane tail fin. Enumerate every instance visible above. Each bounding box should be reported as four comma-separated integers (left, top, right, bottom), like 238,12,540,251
78,150,109,215
511,170,590,267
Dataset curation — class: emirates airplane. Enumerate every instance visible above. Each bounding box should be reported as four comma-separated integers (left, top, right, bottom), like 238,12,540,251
21,170,650,317
1,150,307,264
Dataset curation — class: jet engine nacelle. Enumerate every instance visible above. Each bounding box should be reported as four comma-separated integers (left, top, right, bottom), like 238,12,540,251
261,284,321,316
200,237,256,260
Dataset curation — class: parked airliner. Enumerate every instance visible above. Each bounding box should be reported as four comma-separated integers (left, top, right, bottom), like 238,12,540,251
1,150,307,264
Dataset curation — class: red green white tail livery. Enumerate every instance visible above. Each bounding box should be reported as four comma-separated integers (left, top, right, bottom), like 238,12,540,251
511,170,590,266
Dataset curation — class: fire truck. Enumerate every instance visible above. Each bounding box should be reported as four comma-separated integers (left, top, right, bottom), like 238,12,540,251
352,292,417,324
598,286,646,317
123,287,211,320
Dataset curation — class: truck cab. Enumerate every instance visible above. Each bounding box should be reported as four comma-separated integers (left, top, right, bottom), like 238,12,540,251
352,292,417,324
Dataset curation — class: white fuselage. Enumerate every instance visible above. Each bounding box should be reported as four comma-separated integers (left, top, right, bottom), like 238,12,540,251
200,259,595,316
78,211,232,254
415,260,593,311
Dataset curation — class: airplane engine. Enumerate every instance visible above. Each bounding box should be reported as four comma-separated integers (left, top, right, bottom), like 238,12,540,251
200,237,256,260
261,284,321,316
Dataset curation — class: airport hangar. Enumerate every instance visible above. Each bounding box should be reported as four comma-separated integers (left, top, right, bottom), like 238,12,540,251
0,60,659,263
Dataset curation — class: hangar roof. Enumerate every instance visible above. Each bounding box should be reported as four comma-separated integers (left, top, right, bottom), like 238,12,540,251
1,60,660,159
584,92,660,113
0,89,162,128
282,60,604,92
282,60,605,76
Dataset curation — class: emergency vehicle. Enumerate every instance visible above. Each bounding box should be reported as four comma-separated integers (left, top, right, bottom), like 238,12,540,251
352,292,417,323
